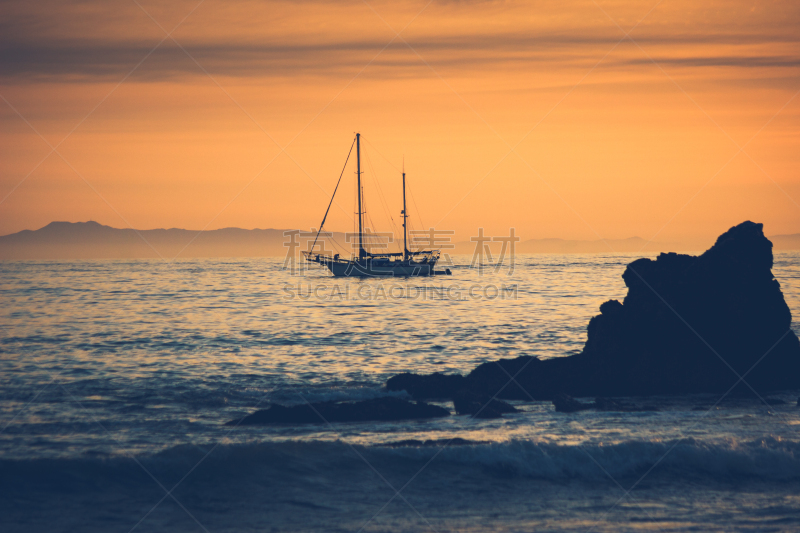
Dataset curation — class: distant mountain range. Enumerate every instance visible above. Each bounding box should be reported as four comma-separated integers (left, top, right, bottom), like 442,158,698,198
0,221,341,260
0,221,797,260
769,233,800,251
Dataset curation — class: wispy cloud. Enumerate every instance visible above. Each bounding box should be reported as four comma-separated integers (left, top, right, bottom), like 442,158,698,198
3,36,800,81
2,0,799,81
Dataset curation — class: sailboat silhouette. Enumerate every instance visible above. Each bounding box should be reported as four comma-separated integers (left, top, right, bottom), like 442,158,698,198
303,133,451,277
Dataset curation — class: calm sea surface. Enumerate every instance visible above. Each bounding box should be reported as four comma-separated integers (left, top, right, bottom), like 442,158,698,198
2,253,800,532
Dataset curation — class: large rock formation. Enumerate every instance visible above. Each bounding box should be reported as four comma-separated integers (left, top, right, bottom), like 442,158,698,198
388,222,800,400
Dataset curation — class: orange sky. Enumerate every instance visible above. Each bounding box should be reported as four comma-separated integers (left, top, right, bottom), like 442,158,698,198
1,0,798,246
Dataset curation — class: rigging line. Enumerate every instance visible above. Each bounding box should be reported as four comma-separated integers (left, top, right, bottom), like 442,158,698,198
362,185,369,251
366,216,377,253
362,151,387,254
377,160,403,253
322,229,349,255
310,137,356,253
310,231,348,256
364,201,382,252
363,136,401,173
406,179,427,236
363,136,425,252
362,189,384,254
408,188,432,254
353,165,356,255
328,239,346,254
408,219,424,253
332,237,349,255
365,224,386,255
363,184,368,251
363,146,402,253
365,147,397,231
405,209,422,252
362,135,404,246
353,167,360,257
362,136,404,247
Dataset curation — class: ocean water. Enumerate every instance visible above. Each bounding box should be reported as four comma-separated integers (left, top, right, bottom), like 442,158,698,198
1,253,799,532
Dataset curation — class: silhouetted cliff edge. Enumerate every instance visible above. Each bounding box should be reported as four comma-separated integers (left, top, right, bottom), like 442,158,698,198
388,221,800,400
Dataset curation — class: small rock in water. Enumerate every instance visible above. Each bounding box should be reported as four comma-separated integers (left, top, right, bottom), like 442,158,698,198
552,394,592,413
452,390,518,418
226,397,450,426
386,372,465,400
764,398,786,405
593,397,626,411
594,397,659,412
378,438,484,447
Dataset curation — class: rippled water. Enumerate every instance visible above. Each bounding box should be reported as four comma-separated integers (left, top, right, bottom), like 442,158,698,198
2,253,799,532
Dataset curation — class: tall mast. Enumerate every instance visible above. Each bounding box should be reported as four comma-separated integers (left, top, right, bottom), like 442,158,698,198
356,133,365,259
402,162,408,261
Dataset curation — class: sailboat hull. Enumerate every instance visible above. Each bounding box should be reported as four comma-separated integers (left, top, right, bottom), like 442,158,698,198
325,259,437,277
303,254,445,277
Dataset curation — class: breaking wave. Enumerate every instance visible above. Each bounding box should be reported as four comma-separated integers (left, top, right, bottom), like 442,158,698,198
3,437,799,490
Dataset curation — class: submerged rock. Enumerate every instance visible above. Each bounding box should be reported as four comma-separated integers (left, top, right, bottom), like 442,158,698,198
552,394,592,413
226,397,450,426
378,438,484,447
552,395,659,413
388,222,800,400
593,397,659,412
764,398,786,406
592,397,627,411
452,390,519,418
386,372,466,400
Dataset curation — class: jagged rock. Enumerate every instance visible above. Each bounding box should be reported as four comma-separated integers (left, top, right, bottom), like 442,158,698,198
452,390,518,418
552,394,592,413
388,357,548,402
464,356,547,400
226,397,450,426
575,221,800,396
386,372,466,400
387,222,800,400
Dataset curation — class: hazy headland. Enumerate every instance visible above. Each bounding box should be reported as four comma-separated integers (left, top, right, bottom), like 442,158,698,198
3,221,798,260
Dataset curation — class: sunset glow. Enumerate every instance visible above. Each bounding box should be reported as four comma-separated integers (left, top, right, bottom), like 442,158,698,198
2,0,798,245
